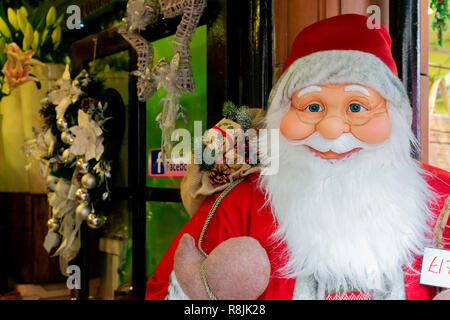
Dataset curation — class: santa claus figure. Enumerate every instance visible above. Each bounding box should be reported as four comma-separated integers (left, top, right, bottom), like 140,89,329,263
145,14,450,300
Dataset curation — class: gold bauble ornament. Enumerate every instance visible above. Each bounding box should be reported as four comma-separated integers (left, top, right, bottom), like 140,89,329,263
47,218,61,232
76,158,89,174
56,118,68,131
61,131,75,145
81,173,97,189
87,213,106,229
75,188,90,203
75,203,92,220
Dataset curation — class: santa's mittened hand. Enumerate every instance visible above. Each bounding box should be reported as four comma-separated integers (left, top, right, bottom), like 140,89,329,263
433,290,450,300
173,234,209,300
204,236,271,300
173,234,271,300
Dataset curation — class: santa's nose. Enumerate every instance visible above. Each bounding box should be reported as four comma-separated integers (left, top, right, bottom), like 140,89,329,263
316,116,350,140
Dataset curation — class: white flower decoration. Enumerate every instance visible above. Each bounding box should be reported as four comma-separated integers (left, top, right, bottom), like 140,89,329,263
48,65,87,119
69,110,104,161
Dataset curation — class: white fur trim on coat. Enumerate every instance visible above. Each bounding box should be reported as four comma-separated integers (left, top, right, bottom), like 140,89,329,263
165,271,190,300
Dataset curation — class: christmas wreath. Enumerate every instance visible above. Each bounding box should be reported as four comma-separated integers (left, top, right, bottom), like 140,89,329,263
26,66,125,272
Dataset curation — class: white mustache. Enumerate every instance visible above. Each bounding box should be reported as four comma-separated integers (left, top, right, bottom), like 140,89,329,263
287,132,383,154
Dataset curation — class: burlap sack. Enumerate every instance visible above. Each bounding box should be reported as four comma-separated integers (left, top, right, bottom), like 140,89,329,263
180,163,261,216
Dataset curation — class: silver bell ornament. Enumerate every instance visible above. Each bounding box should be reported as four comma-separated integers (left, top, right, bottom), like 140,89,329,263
75,188,90,203
47,218,61,232
87,213,106,229
62,149,75,163
81,173,97,189
75,203,92,220
76,158,89,174
61,131,75,145
56,118,68,131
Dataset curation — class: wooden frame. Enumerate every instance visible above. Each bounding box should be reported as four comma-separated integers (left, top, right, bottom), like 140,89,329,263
273,0,390,81
390,0,423,159
420,0,430,163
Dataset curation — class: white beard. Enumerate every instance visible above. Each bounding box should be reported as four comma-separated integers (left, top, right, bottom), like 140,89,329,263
259,106,434,295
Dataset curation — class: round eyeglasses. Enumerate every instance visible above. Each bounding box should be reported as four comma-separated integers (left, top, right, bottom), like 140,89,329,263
295,102,387,126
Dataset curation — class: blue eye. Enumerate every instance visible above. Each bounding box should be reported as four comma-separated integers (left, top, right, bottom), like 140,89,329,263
348,103,368,112
304,104,322,112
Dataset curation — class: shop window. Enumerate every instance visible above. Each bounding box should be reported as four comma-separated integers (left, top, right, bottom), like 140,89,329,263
428,1,450,171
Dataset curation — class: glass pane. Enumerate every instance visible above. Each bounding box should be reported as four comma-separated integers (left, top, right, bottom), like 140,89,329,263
428,14,450,171
95,199,132,299
95,50,131,188
145,201,190,279
84,50,132,299
146,25,208,189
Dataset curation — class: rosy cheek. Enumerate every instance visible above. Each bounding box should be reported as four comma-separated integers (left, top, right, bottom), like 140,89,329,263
351,115,391,144
280,109,315,140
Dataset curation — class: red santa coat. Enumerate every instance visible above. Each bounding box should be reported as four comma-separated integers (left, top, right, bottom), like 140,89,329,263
145,162,450,300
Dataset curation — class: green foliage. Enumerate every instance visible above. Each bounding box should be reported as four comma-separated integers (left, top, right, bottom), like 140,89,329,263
235,106,252,131
222,101,238,119
0,4,67,63
431,0,450,47
1,1,40,9
198,101,257,172
222,101,252,130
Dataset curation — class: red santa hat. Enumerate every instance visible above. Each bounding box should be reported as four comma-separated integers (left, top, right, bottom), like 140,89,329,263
267,14,412,130
281,14,398,76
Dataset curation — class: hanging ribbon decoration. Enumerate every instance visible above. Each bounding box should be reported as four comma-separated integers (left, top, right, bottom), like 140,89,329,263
118,0,207,102
118,0,207,159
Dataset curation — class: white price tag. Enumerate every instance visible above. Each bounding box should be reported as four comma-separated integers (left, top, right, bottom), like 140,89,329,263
419,247,450,289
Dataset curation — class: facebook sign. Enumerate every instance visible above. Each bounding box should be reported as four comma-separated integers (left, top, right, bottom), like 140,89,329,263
148,149,187,178
150,150,165,175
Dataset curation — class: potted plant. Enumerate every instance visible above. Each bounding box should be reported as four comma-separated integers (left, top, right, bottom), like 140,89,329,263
0,4,68,193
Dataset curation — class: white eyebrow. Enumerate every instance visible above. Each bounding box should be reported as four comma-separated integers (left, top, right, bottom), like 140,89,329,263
297,85,322,98
344,85,370,96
